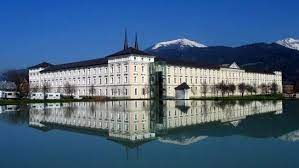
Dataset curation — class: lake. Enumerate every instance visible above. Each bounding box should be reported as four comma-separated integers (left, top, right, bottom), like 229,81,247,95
1,100,299,168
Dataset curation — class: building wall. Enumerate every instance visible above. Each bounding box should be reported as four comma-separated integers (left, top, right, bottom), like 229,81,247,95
29,55,154,99
164,65,282,98
29,54,282,99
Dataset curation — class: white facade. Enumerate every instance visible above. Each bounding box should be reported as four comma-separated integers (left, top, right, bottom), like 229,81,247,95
29,54,155,99
29,48,282,99
163,62,282,98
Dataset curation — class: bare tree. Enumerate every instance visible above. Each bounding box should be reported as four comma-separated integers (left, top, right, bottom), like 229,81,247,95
270,82,278,94
245,84,254,95
201,82,208,97
42,82,51,99
30,85,40,93
19,79,30,98
260,83,269,95
143,86,151,98
252,84,257,95
56,87,62,93
228,83,236,96
219,81,228,97
89,85,96,97
64,82,76,97
238,83,246,97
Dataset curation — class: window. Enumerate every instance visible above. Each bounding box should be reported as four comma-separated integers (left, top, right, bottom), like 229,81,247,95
134,76,137,83
134,65,137,72
134,88,138,95
142,66,144,73
142,88,145,95
111,66,114,73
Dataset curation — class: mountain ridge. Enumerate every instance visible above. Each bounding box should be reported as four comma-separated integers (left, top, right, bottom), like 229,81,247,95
147,39,299,81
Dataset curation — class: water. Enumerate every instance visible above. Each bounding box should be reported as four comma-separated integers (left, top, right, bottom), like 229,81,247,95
0,100,299,168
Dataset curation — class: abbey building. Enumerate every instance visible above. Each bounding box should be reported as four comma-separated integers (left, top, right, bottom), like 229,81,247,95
28,34,282,99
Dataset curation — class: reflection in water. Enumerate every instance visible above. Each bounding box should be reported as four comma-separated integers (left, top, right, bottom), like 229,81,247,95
26,100,284,147
3,100,297,148
0,105,28,125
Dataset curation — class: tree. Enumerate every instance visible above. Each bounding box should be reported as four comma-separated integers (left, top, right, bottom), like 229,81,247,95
143,86,151,98
228,84,236,96
270,82,278,94
89,85,96,97
211,85,219,97
252,84,257,95
2,69,29,97
245,84,254,95
260,83,269,94
41,82,51,99
30,85,40,93
19,79,30,98
64,82,76,97
201,82,208,97
238,83,246,97
219,81,228,97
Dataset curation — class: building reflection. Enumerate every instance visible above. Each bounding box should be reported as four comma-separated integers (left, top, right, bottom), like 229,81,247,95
29,101,155,142
28,100,285,147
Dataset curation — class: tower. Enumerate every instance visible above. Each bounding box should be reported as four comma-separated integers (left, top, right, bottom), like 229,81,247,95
124,29,128,50
134,32,139,50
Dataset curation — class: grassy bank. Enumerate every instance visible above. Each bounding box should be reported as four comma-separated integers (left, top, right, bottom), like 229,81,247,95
190,94,284,100
0,98,97,105
0,94,289,105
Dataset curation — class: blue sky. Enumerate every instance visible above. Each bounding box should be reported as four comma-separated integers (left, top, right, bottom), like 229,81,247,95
0,0,298,70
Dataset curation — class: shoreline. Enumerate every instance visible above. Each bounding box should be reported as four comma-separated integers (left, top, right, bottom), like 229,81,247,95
0,94,294,105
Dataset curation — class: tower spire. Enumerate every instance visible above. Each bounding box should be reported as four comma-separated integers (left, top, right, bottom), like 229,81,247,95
134,32,139,50
124,29,128,50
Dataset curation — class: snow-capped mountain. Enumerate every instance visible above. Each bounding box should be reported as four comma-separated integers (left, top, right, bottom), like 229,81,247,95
279,130,299,142
276,38,299,51
149,38,207,51
158,136,208,146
